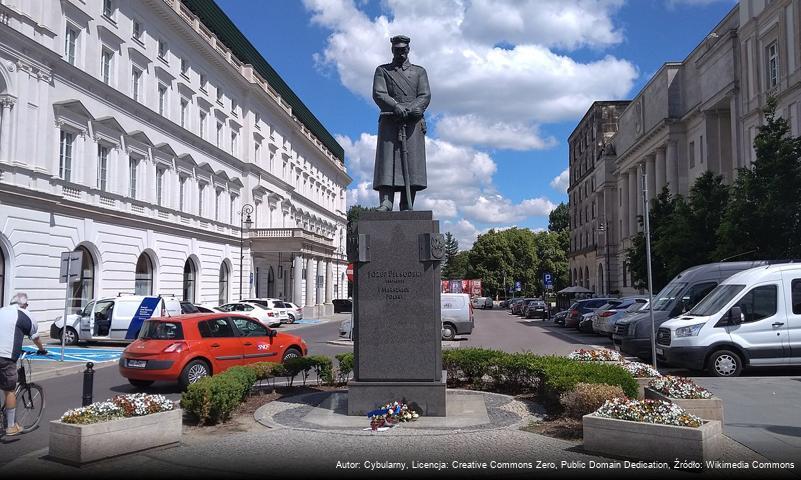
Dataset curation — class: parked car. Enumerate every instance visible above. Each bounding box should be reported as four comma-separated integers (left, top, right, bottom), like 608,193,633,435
333,298,352,313
194,305,217,313
52,294,182,345
591,297,648,335
240,298,290,323
441,293,474,340
524,300,549,319
577,310,603,333
512,298,536,315
552,310,569,326
614,261,772,361
657,263,801,377
282,301,304,323
119,313,307,390
216,302,282,327
564,298,616,328
339,314,353,338
471,296,493,310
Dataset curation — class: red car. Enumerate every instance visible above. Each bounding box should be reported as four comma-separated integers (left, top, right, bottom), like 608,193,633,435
119,313,308,390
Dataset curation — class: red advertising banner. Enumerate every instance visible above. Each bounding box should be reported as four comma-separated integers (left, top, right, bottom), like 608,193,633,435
441,279,483,296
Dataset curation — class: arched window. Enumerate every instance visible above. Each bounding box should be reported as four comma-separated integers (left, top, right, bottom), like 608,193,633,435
597,264,604,295
584,266,590,290
622,263,628,287
0,245,5,306
183,259,196,303
218,262,229,305
72,246,95,313
135,253,154,295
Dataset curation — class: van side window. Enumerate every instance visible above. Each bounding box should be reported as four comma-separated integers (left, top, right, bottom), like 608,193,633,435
792,279,801,314
734,285,778,323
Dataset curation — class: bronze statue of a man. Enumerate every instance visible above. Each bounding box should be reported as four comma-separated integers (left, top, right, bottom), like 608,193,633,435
372,35,431,211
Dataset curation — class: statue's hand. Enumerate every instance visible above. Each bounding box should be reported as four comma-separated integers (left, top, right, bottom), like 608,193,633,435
393,103,409,118
409,107,424,118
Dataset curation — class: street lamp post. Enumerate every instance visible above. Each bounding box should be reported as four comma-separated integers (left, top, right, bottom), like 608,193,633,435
239,204,254,301
641,173,657,369
597,221,611,295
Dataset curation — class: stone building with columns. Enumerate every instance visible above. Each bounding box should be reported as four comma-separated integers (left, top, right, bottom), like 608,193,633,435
570,1,801,296
0,0,350,325
567,101,629,295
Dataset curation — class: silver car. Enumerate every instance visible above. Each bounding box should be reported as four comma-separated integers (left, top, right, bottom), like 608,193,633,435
592,298,648,335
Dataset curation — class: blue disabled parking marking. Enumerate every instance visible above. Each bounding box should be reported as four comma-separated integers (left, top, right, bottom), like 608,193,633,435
22,346,124,363
294,319,322,324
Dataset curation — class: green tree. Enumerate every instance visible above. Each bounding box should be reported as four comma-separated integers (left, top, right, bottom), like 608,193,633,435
445,251,470,280
716,97,801,260
442,232,460,278
347,204,373,225
548,202,569,232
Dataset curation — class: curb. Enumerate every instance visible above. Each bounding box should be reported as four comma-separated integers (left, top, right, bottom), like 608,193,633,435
326,339,353,346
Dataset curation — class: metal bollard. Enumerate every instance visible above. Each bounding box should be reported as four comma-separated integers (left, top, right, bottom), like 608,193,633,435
82,362,94,406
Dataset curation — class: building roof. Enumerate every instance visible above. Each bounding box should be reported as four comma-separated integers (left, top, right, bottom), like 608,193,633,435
181,0,345,163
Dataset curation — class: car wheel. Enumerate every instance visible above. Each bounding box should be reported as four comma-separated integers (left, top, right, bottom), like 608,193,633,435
128,379,154,388
61,327,79,346
282,347,302,363
179,359,211,390
442,323,456,341
287,313,296,324
707,350,743,377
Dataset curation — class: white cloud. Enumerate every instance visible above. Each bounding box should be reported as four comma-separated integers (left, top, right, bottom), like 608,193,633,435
346,181,373,208
435,115,557,150
550,168,570,193
461,195,557,224
304,0,638,150
442,219,480,250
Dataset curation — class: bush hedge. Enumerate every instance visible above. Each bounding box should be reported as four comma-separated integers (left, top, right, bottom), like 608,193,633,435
335,352,354,384
560,382,627,419
442,348,638,410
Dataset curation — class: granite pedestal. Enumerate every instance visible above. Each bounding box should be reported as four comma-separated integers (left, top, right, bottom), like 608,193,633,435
347,211,446,416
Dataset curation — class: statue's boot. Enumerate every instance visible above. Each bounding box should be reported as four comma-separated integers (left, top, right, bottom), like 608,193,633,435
376,188,394,211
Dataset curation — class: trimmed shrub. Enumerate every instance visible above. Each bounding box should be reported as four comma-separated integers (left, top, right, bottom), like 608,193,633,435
308,355,334,386
441,348,505,387
335,352,354,384
560,383,627,419
489,352,541,391
537,359,638,410
181,365,257,425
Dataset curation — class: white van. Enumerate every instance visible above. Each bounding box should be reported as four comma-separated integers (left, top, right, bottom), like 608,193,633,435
657,263,801,376
51,295,182,345
442,293,474,341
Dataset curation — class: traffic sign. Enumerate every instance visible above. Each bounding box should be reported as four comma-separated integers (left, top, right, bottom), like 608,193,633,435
514,281,522,292
543,272,554,290
59,251,82,284
346,263,354,282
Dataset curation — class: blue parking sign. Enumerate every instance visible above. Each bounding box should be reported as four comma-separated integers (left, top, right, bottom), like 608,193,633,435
514,281,522,292
544,272,554,290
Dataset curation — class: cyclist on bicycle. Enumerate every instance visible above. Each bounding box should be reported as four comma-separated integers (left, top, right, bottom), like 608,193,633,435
0,293,47,436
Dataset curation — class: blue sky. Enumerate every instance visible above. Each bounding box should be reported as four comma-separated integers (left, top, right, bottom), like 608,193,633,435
215,0,737,249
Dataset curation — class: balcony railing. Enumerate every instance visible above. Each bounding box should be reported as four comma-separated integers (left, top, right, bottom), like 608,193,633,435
249,228,333,245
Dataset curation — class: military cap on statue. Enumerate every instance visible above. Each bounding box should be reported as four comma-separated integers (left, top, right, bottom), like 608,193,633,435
390,35,410,47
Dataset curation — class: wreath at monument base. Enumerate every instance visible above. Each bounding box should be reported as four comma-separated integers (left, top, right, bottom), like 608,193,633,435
367,401,420,430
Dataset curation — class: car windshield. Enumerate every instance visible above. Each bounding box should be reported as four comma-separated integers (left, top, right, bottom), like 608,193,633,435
688,284,746,317
651,282,688,311
139,321,184,340
625,301,646,312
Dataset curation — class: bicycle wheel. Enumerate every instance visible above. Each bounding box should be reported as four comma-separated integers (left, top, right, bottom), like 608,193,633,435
15,383,44,433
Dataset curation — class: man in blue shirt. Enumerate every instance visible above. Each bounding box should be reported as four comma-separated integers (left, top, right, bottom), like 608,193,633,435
0,293,47,436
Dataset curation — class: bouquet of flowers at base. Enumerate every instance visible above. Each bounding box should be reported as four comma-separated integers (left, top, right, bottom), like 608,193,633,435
567,348,622,362
367,401,419,430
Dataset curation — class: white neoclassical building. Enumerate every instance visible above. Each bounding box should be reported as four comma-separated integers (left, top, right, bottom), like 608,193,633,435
0,0,352,325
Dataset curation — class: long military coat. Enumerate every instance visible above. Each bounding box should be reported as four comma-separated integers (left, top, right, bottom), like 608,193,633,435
372,60,431,191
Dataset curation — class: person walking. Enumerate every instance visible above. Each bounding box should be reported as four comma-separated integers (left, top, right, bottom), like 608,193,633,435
0,293,47,436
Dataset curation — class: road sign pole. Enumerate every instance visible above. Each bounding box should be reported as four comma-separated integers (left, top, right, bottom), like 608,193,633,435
61,255,72,363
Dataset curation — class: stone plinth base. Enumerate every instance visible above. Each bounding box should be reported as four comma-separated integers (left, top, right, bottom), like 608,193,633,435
347,378,447,417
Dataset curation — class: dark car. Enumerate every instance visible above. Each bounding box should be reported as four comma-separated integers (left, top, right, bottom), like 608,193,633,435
552,310,568,325
564,298,616,328
524,300,549,319
512,298,536,315
332,298,352,313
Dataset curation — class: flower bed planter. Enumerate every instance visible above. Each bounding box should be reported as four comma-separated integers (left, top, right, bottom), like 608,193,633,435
583,414,722,462
634,378,651,399
49,409,182,464
645,388,724,422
